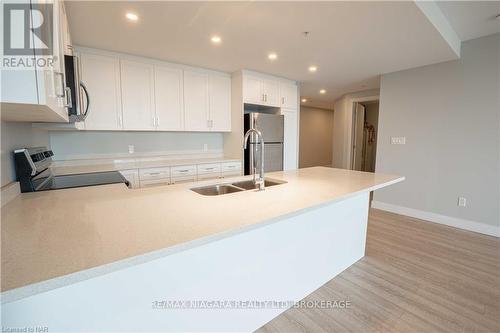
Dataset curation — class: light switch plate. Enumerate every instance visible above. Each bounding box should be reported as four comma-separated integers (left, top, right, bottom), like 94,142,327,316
128,145,135,154
203,143,208,152
458,197,467,207
391,137,406,145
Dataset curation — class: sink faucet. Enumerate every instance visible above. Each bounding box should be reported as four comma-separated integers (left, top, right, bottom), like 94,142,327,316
243,128,265,191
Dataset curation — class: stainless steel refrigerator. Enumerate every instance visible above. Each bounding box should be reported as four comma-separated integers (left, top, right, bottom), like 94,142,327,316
244,113,284,175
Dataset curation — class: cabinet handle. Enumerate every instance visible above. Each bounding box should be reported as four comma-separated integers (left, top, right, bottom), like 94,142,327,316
156,116,160,127
118,115,123,128
178,169,189,173
282,97,285,105
265,94,268,102
262,94,265,102
63,87,72,107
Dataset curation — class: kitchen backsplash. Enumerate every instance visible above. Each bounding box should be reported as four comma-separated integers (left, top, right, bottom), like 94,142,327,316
49,131,224,161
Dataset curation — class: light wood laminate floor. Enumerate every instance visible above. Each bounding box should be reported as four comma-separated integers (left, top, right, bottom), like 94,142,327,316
257,209,500,333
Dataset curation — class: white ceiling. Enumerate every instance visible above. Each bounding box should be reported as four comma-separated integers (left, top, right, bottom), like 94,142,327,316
437,1,500,41
66,1,462,110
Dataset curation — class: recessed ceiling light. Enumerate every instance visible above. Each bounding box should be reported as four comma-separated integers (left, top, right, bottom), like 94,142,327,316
125,12,138,22
211,35,222,44
319,89,326,94
308,66,317,72
301,98,307,103
268,53,278,60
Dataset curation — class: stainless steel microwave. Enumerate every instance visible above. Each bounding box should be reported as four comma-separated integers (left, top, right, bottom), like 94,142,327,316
64,55,90,122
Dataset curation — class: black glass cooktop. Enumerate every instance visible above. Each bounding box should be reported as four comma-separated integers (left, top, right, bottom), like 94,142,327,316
39,171,128,191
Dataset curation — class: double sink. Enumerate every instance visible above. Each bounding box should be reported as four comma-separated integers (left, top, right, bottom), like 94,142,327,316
191,178,287,196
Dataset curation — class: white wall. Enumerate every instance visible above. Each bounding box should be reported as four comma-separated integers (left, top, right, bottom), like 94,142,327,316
0,122,50,187
49,131,224,160
374,34,500,230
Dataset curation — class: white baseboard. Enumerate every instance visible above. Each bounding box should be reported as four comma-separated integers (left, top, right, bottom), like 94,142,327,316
371,201,500,238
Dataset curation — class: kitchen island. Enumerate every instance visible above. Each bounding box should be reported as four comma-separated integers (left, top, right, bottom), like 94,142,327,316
1,167,403,332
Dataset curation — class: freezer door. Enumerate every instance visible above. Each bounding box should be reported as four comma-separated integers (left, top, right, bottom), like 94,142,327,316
253,113,284,143
250,142,283,173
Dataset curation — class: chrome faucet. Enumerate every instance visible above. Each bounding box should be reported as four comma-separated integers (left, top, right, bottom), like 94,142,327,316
243,128,265,191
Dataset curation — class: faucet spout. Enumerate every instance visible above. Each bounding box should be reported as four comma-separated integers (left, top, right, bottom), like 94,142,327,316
243,128,265,191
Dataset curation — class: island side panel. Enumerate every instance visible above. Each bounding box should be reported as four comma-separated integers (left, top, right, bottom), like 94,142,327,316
2,192,370,332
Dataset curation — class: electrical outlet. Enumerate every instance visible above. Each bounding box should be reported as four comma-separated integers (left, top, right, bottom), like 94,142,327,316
391,136,406,145
203,143,208,152
458,197,467,207
128,145,135,154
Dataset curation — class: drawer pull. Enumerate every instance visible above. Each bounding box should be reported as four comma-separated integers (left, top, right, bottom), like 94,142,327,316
178,169,190,173
148,172,161,176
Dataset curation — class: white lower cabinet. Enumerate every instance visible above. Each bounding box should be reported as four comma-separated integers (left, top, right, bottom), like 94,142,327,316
170,165,197,184
197,163,222,180
139,167,171,187
119,169,139,189
221,161,242,178
119,161,241,189
283,109,298,171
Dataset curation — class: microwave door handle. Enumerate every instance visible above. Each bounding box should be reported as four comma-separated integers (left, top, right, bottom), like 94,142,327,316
80,81,90,118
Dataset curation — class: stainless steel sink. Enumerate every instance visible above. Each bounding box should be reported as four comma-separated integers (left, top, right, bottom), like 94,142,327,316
191,184,244,196
191,178,287,196
230,178,287,190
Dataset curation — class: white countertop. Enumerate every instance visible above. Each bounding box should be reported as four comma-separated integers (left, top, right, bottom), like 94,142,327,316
1,167,403,301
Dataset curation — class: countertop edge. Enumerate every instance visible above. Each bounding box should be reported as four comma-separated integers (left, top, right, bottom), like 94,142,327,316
1,175,404,304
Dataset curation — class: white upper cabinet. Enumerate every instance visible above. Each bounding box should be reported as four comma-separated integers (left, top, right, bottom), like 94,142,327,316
262,79,279,107
154,65,184,131
184,70,210,131
121,60,155,130
209,74,231,132
80,52,122,130
243,76,264,105
1,0,69,122
279,82,298,110
242,73,280,107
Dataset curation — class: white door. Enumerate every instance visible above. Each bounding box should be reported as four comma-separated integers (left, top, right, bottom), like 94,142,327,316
279,82,298,109
262,79,280,107
283,109,298,170
184,70,209,131
243,76,263,105
351,103,366,171
154,65,183,131
209,75,231,131
80,52,122,130
121,60,155,130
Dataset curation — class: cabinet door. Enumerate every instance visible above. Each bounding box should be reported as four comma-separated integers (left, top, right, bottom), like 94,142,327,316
33,1,66,119
154,65,183,130
243,76,263,105
121,60,155,130
209,75,231,132
184,70,209,131
80,52,122,130
279,82,298,110
283,109,298,170
262,79,280,107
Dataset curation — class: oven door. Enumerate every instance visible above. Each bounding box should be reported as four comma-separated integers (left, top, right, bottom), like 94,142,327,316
64,55,90,122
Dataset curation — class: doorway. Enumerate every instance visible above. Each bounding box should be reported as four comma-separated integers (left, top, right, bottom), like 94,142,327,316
351,100,379,172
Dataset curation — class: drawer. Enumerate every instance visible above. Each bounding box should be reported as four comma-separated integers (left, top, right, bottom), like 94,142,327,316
140,178,170,188
171,175,197,184
221,161,242,173
139,167,170,181
171,165,197,177
197,163,221,175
